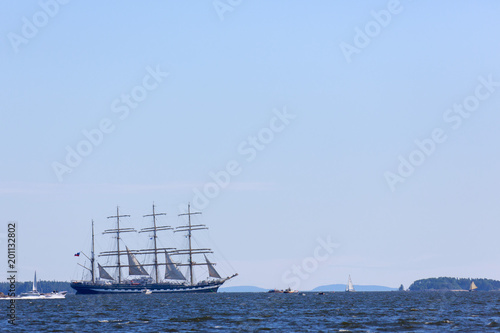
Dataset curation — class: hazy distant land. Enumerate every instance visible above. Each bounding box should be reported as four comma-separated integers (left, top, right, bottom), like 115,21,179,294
219,284,397,292
3,277,500,295
311,284,397,292
0,282,397,294
218,286,269,293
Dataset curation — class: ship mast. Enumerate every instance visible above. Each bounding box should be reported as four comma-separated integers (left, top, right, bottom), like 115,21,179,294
140,203,171,283
104,206,133,283
101,204,175,277
176,204,210,285
76,220,98,282
91,219,95,283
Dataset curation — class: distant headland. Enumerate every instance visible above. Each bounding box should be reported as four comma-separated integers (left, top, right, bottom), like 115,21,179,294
219,284,397,292
4,278,500,294
409,277,500,291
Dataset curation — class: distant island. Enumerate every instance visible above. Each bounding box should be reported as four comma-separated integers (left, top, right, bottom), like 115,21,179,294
221,284,397,292
409,277,500,291
219,286,268,293
312,284,396,292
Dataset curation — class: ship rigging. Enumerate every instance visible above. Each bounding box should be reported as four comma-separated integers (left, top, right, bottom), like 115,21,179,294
71,204,237,294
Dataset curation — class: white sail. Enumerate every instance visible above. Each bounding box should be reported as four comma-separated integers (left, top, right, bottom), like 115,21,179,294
204,255,221,279
126,246,149,276
98,263,114,280
33,271,37,292
470,281,478,291
164,251,186,280
18,271,43,298
346,275,355,292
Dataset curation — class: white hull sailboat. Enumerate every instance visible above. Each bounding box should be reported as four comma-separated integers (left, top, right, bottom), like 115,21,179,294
345,275,355,292
17,272,67,300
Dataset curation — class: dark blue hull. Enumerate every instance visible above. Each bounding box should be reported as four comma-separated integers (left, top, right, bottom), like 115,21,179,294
70,281,222,294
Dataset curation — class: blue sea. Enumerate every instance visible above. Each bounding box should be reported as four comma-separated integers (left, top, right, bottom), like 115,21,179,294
4,291,500,332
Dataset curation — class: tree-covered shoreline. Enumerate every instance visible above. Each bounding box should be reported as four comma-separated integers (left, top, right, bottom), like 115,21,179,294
0,281,74,295
409,277,500,291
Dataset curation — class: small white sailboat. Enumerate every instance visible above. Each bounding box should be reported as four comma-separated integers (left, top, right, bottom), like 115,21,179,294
469,281,478,292
17,272,67,300
345,275,355,292
18,271,41,298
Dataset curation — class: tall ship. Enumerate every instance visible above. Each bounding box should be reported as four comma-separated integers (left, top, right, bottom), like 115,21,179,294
71,204,237,294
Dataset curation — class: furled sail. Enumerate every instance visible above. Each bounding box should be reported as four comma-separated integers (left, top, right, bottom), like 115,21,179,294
204,254,221,279
126,246,149,276
98,263,113,280
164,251,186,280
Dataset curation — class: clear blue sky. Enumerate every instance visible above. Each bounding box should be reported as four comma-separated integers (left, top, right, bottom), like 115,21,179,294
1,0,500,290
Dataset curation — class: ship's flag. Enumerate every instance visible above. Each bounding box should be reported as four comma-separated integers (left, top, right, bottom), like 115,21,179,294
74,252,80,257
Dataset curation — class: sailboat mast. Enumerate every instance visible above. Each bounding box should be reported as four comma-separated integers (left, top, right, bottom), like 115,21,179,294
143,204,166,283
107,206,130,283
178,203,201,285
91,219,95,283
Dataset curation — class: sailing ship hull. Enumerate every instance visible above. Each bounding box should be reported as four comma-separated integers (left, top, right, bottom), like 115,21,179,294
70,281,222,294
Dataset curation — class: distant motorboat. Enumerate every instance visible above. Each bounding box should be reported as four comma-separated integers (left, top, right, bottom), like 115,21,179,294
142,288,152,294
283,287,298,294
346,275,355,292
